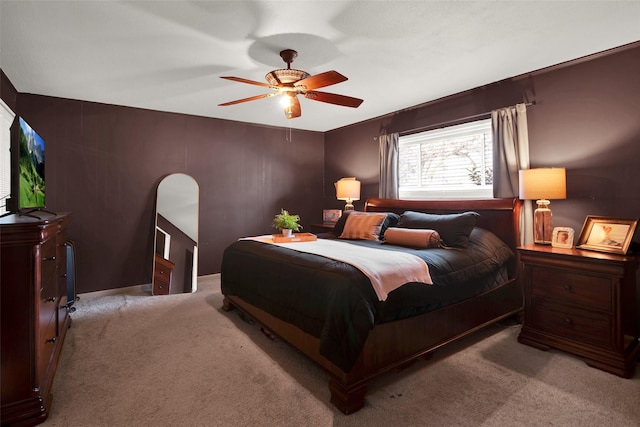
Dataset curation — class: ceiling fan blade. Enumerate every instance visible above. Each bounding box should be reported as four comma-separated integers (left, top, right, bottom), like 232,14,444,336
295,71,347,90
220,76,273,88
284,96,301,119
305,91,363,108
219,93,275,106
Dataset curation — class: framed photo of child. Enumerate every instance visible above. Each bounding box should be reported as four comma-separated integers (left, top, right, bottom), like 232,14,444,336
576,216,638,255
551,227,574,248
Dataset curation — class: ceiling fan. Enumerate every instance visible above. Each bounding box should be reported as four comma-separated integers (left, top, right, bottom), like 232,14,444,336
218,49,363,119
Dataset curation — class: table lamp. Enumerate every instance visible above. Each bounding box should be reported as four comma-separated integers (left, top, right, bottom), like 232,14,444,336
519,168,566,244
335,177,360,211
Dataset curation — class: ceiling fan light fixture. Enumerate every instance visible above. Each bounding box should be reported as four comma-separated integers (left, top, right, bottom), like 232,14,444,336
265,69,309,85
280,92,295,107
284,104,295,119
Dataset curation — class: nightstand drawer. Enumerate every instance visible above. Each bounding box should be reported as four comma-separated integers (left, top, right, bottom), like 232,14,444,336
530,300,612,348
530,267,612,311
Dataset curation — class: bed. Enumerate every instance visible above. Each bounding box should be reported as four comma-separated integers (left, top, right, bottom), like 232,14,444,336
221,197,523,414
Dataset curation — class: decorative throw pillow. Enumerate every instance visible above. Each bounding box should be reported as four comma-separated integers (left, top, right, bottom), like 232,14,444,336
383,227,444,248
332,210,354,236
333,211,399,240
339,212,389,241
396,211,479,248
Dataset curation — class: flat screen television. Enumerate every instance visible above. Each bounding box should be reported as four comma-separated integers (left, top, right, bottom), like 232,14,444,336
10,116,46,211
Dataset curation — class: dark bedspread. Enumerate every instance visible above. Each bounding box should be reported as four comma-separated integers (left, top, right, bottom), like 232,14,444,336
220,227,513,372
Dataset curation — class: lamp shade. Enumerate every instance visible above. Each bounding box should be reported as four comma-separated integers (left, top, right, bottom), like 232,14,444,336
519,168,566,200
335,177,361,201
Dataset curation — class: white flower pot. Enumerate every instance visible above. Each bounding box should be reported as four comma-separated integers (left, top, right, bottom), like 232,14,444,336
281,229,293,237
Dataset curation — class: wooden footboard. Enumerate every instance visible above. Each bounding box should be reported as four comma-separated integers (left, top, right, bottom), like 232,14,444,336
223,276,522,414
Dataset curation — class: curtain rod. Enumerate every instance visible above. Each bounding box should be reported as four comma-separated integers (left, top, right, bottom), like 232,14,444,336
392,101,535,138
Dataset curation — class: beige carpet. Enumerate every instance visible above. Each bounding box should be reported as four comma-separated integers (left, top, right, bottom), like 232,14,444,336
44,274,640,426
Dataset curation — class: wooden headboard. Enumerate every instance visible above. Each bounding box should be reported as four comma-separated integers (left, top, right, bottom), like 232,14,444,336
364,198,522,256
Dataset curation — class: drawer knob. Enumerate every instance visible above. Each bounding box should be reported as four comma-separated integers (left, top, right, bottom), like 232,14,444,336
45,256,56,261
45,296,56,303
45,337,57,344
563,285,572,292
564,317,573,325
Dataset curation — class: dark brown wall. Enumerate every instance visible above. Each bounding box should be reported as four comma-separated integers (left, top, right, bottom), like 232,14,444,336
1,70,17,112
1,82,324,293
325,43,640,243
3,42,639,292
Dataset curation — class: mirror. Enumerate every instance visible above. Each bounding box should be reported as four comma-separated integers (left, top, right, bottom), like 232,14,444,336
152,173,199,295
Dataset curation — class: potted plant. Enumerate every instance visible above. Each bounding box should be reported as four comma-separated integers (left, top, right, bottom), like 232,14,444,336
273,209,302,237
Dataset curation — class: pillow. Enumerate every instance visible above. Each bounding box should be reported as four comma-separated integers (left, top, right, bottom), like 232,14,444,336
332,211,399,240
383,227,443,249
332,210,354,236
396,211,479,248
339,212,388,240
378,212,400,240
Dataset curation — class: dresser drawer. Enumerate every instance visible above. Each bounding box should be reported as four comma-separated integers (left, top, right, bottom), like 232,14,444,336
37,311,57,384
530,267,612,311
153,277,170,295
39,240,59,334
56,239,68,280
153,255,174,295
40,239,58,297
38,292,58,335
529,300,612,348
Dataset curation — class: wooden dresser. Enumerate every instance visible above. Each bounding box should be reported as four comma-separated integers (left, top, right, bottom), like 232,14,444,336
153,254,174,295
517,244,639,378
1,213,72,426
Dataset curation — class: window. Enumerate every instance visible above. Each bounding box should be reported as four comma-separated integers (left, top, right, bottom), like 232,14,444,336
398,119,493,199
0,99,15,215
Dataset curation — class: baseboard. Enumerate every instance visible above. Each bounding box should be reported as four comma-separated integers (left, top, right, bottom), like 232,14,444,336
78,283,149,299
78,274,220,300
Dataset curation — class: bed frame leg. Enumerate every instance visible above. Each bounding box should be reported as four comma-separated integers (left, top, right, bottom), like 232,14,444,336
222,297,234,312
328,378,366,414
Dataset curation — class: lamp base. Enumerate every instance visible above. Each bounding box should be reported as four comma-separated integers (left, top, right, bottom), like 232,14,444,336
344,202,355,211
534,199,552,245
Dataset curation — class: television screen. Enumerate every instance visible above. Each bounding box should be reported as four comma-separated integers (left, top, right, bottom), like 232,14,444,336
18,117,46,209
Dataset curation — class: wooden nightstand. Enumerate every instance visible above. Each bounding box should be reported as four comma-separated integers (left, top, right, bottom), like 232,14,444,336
517,244,640,378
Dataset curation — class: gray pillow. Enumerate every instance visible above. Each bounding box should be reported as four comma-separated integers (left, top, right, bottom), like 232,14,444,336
396,211,479,248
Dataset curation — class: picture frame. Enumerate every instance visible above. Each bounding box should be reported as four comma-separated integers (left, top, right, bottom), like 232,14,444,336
323,209,342,225
576,216,638,255
551,227,574,248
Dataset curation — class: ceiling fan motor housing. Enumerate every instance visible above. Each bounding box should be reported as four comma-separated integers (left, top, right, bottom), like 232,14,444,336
265,69,310,85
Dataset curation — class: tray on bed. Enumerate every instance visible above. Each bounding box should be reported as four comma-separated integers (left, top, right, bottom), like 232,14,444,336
272,232,318,243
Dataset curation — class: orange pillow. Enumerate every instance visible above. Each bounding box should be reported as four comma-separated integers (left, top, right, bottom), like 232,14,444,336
339,212,388,241
383,227,443,248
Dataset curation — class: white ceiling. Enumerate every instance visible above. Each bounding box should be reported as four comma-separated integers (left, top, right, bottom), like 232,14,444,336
2,1,639,132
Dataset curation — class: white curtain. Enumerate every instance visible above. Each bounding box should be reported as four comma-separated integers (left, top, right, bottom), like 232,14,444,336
492,103,533,245
378,132,399,199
